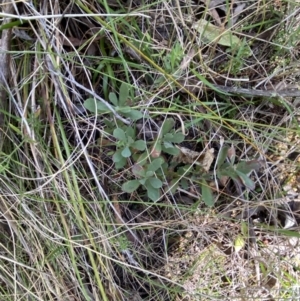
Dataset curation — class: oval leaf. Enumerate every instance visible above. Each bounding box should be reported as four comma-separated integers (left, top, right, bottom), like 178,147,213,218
146,185,160,201
125,126,135,138
84,98,109,113
161,118,175,135
131,140,146,151
164,133,174,140
117,106,131,113
236,160,262,175
147,158,164,172
132,164,145,177
119,82,129,106
122,180,140,193
217,146,229,169
217,163,239,180
109,92,119,106
121,147,131,158
169,179,179,194
192,19,241,47
136,152,148,166
145,171,154,178
112,150,123,163
113,128,126,141
163,141,174,149
168,132,185,143
148,177,163,189
123,109,143,121
115,157,127,169
235,169,255,190
201,179,214,207
162,145,180,155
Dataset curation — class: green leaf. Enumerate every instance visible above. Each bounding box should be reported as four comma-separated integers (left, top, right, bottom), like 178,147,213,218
83,98,109,113
103,119,115,129
169,179,179,194
109,92,119,106
113,128,127,142
0,20,24,31
236,160,261,175
146,185,161,201
163,133,174,141
163,141,174,149
127,136,134,144
148,177,163,189
125,126,135,138
115,157,127,169
162,144,180,155
112,150,123,163
117,106,131,113
168,132,185,143
217,164,239,180
201,179,214,207
121,146,131,158
145,171,154,178
83,98,97,113
132,164,145,177
139,178,146,185
117,106,127,113
161,161,169,170
235,170,256,190
180,178,189,190
119,82,130,106
217,146,230,169
147,158,164,172
136,152,149,166
131,140,146,151
161,118,175,136
192,19,242,47
122,180,140,193
123,109,143,121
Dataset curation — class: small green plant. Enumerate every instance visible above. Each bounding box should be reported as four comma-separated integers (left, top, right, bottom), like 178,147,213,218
169,163,215,207
151,118,185,157
155,42,185,85
216,145,262,190
122,157,165,201
120,119,184,201
163,41,184,74
112,126,146,169
83,82,143,120
168,145,262,207
224,38,252,76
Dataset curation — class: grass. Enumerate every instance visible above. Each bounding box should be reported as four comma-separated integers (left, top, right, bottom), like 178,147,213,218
1,0,300,300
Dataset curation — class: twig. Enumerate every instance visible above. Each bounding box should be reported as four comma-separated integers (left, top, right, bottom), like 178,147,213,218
211,84,300,98
180,78,300,98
